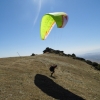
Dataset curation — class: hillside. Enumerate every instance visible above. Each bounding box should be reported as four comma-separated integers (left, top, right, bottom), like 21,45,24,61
0,54,100,100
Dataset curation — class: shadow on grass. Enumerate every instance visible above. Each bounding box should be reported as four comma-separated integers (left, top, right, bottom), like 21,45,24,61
34,74,85,100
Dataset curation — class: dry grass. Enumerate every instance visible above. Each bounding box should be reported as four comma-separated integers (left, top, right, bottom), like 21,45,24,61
0,54,100,100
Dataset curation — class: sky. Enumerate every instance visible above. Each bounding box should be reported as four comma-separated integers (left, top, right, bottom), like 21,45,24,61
0,0,100,58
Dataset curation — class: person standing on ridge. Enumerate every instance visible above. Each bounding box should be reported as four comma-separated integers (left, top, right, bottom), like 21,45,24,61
49,64,57,77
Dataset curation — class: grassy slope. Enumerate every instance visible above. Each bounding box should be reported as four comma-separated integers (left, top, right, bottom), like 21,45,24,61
0,54,100,100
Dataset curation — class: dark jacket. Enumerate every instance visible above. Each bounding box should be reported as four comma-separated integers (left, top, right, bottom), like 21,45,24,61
49,65,57,72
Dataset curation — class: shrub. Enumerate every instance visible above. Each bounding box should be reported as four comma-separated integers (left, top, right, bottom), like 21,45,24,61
72,53,76,57
86,60,92,65
74,57,85,61
95,64,100,70
92,62,99,67
31,53,35,56
67,54,71,57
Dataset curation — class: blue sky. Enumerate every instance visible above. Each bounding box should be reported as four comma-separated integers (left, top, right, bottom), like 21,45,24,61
0,0,100,58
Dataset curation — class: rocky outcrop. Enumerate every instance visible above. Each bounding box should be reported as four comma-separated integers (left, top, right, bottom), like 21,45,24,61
43,47,65,56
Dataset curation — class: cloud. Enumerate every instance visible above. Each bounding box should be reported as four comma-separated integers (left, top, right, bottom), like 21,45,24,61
33,0,42,26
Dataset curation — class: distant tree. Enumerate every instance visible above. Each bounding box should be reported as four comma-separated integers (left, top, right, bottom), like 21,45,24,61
67,54,71,57
95,64,100,70
72,53,76,57
31,53,35,56
73,57,86,61
92,62,98,67
86,60,93,65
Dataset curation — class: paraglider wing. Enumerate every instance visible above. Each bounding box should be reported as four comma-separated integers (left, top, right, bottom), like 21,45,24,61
40,12,68,40
40,15,56,40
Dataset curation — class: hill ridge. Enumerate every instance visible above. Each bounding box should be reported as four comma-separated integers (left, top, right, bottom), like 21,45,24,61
0,54,100,100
